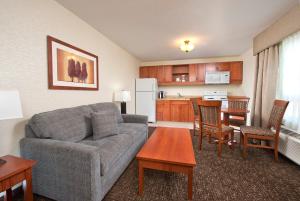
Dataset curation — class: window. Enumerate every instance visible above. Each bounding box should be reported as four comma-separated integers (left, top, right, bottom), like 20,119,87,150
277,31,300,132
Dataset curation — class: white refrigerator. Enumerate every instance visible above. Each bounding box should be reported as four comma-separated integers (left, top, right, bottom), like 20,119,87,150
135,78,157,122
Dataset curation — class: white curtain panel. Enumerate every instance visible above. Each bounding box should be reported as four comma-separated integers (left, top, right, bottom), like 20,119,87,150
277,30,300,132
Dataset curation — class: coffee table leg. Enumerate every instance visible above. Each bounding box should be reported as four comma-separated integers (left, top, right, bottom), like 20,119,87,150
188,168,193,200
4,188,12,201
23,169,33,201
138,160,144,195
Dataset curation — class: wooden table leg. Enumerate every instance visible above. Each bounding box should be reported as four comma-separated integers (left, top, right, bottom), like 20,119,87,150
23,169,33,201
4,188,12,201
138,160,144,196
187,168,193,200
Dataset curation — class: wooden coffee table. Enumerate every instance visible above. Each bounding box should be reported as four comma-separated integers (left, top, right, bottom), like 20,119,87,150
136,127,196,200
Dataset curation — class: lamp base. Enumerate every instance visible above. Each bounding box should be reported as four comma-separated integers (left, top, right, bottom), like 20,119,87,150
0,159,6,166
121,102,127,114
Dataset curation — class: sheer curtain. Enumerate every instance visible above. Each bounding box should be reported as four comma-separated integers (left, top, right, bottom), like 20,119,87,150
277,30,300,132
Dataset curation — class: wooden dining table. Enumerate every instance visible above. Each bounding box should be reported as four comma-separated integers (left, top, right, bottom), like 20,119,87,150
221,108,250,126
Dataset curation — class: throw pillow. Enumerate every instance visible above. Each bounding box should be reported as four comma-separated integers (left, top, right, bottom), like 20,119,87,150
91,111,119,140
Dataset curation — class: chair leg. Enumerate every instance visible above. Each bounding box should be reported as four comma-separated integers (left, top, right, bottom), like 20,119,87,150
274,139,279,161
240,131,243,148
230,131,235,150
274,149,278,161
208,133,212,144
193,121,196,136
198,130,203,150
217,141,223,158
243,134,248,159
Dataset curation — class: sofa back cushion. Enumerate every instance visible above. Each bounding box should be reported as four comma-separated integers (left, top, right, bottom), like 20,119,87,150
28,105,93,142
92,112,119,140
89,102,123,123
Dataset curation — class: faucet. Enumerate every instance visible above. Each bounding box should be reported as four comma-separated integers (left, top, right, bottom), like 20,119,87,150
177,92,183,97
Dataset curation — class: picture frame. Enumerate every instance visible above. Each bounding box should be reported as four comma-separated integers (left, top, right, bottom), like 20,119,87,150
47,35,99,90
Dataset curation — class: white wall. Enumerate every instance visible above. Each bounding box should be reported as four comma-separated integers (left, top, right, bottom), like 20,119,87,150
240,49,257,111
0,0,140,156
141,53,256,98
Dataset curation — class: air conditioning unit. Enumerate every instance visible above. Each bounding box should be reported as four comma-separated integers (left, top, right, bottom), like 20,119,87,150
278,127,300,165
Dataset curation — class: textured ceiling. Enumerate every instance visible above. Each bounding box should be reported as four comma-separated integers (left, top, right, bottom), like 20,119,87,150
55,0,298,61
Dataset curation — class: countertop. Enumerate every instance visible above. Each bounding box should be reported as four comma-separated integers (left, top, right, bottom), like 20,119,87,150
157,96,201,101
157,95,248,101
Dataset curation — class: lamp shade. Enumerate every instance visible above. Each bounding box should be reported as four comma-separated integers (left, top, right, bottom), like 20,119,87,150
115,90,131,102
0,90,23,120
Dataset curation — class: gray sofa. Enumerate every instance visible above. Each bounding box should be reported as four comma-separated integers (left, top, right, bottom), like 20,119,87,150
20,102,148,201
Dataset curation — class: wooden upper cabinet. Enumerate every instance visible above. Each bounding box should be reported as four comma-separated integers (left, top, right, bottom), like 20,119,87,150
147,66,158,78
156,66,165,83
196,64,205,82
188,64,197,82
189,64,205,83
140,61,243,85
216,62,230,71
164,65,173,82
139,67,149,78
156,65,172,83
230,61,243,83
205,63,217,72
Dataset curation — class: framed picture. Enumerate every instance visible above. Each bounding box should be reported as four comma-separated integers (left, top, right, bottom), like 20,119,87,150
47,35,99,90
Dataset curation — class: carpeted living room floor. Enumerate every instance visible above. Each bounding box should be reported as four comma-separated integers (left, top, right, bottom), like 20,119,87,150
2,127,300,201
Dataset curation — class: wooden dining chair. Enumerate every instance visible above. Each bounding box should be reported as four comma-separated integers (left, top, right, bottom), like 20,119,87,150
227,97,250,130
240,100,289,161
198,100,235,157
190,98,200,136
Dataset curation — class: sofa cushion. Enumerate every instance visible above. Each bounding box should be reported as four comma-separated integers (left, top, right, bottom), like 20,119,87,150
80,134,133,176
91,112,119,140
28,105,93,142
118,123,148,142
89,102,123,123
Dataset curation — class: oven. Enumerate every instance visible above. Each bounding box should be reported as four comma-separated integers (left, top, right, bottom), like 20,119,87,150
202,91,228,108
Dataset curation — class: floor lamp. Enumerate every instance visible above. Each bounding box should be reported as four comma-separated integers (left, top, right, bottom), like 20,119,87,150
0,90,23,165
115,90,131,114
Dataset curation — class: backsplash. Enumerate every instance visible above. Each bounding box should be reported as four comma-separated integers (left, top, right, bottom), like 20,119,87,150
158,85,245,97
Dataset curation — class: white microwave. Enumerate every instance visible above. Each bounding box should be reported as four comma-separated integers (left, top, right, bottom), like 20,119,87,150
205,71,230,84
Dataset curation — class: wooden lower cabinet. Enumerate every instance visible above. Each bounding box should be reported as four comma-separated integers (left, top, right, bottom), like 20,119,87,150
156,100,171,121
157,100,195,122
170,101,190,122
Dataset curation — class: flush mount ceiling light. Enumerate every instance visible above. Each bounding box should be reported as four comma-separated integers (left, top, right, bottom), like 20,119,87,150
180,40,194,53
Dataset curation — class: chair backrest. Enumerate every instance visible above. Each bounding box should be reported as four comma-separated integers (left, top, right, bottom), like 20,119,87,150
190,98,201,116
198,100,222,131
228,97,249,110
268,100,289,132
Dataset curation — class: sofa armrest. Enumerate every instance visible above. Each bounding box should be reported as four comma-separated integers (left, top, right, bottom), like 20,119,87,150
20,138,101,201
122,114,148,124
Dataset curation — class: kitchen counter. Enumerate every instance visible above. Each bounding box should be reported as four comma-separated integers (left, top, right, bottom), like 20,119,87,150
157,96,202,101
